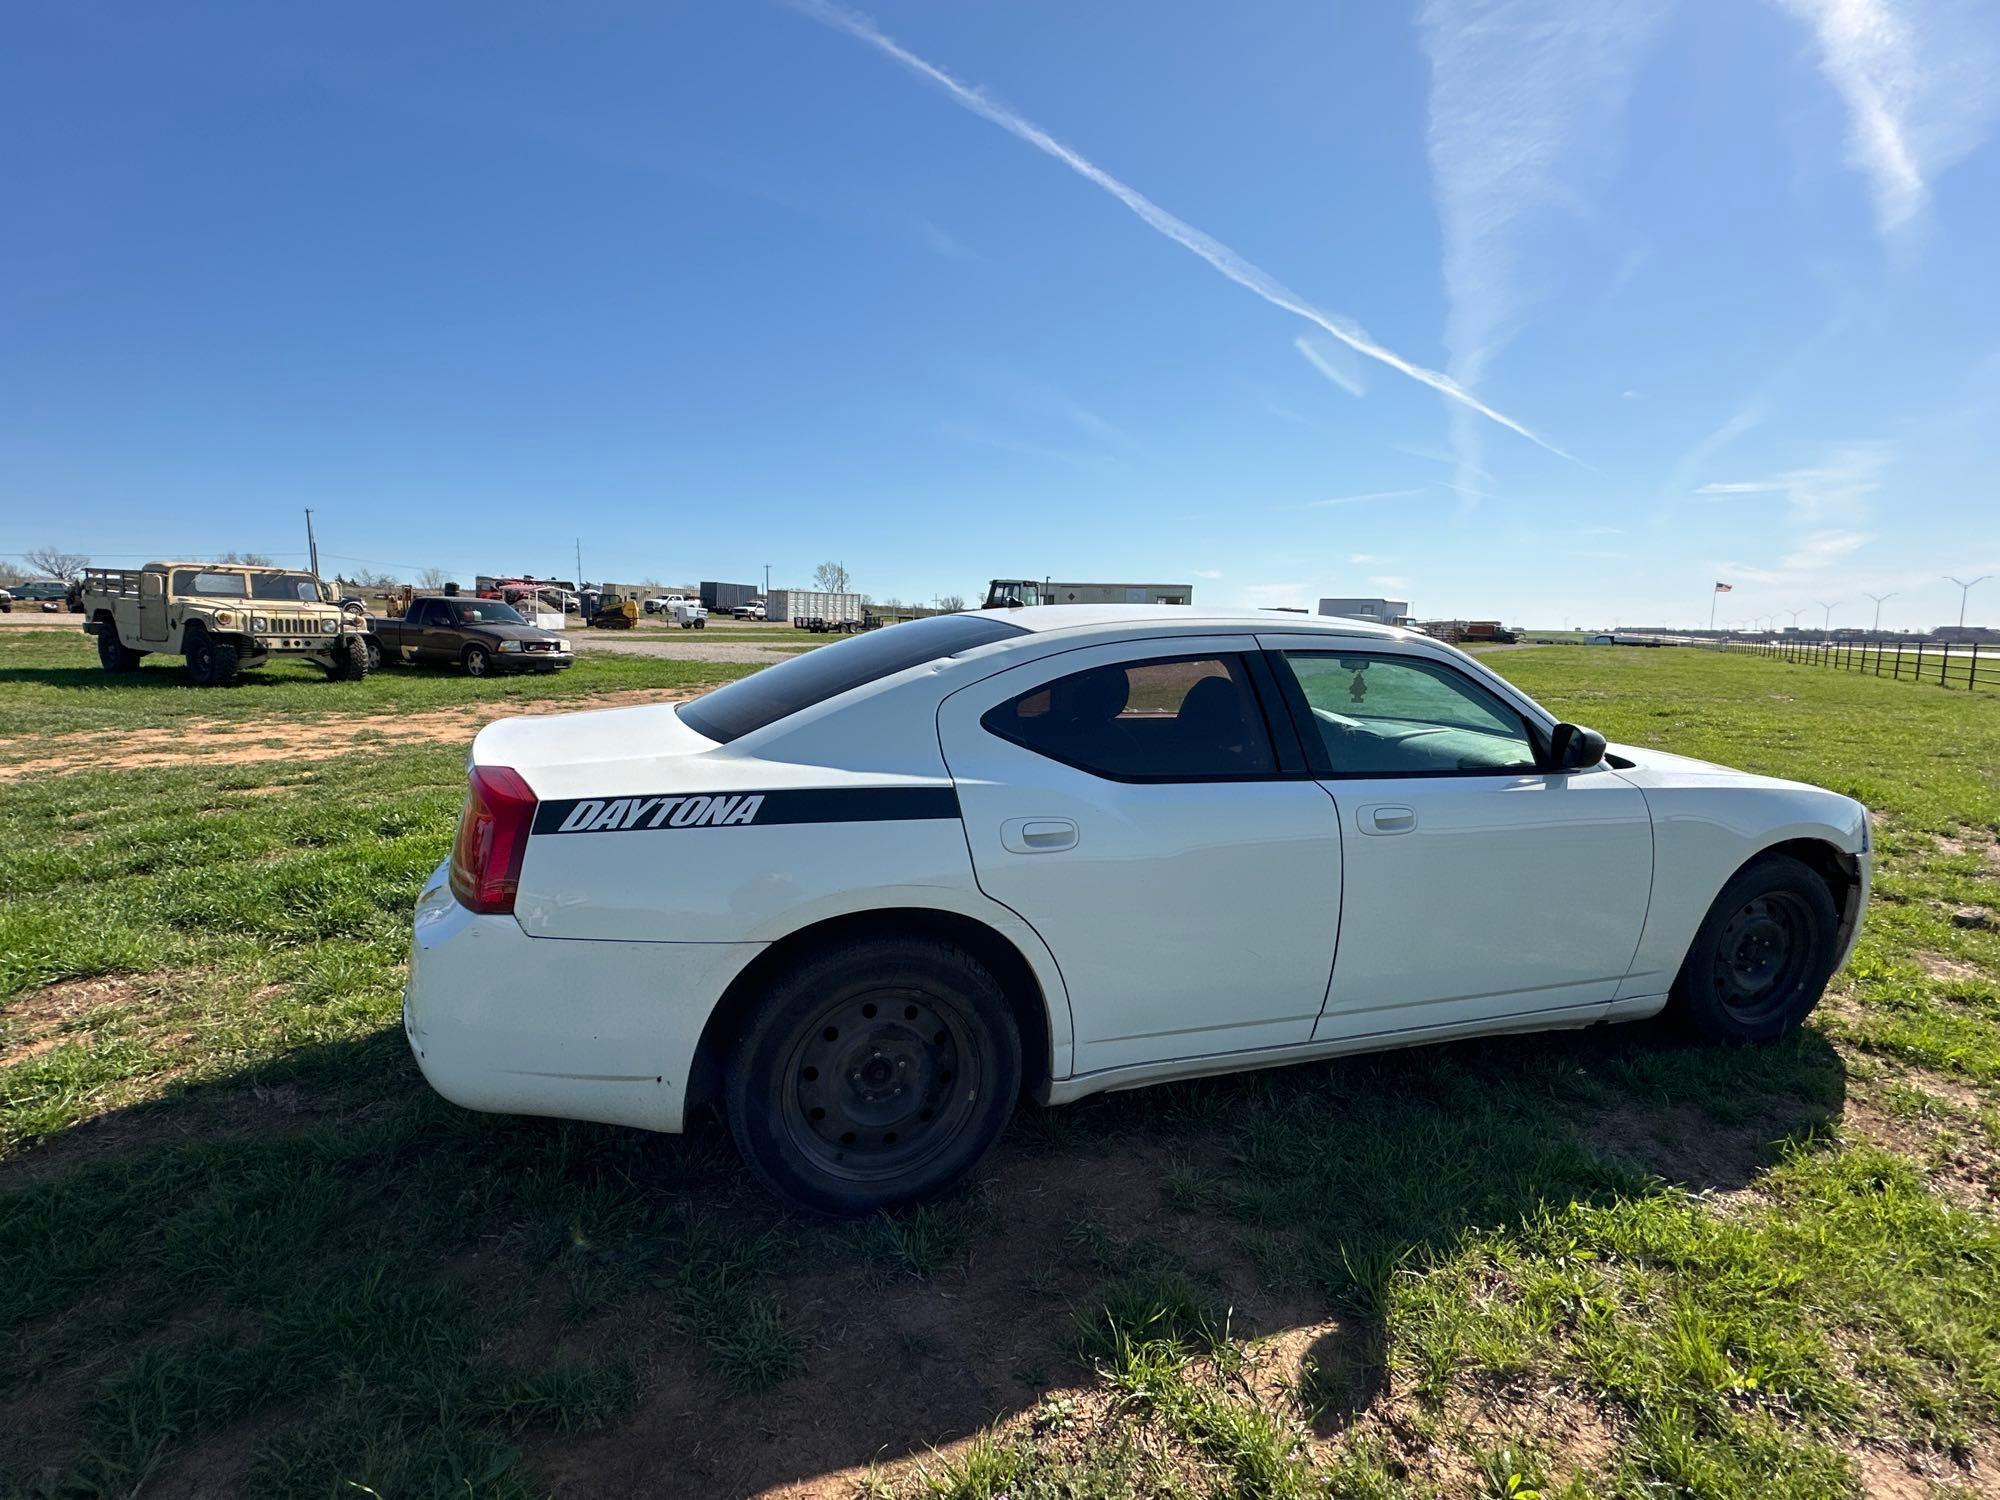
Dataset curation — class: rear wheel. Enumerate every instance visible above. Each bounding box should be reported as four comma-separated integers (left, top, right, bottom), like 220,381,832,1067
184,633,238,687
1669,854,1840,1042
725,937,1021,1216
97,625,141,673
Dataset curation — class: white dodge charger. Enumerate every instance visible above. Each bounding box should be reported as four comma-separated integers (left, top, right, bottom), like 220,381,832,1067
405,607,1869,1213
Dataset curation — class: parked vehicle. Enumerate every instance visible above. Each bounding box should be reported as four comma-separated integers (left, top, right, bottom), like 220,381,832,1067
11,580,70,603
732,600,768,620
700,581,761,615
81,562,370,685
0,588,11,614
666,599,708,630
366,596,573,677
769,588,864,632
405,605,1869,1215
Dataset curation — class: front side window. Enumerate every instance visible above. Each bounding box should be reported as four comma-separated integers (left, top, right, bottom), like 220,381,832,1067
1279,652,1537,776
448,600,526,626
678,614,1028,743
983,654,1275,780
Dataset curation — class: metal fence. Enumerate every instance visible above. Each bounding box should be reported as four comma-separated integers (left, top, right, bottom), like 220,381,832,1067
1719,636,1997,693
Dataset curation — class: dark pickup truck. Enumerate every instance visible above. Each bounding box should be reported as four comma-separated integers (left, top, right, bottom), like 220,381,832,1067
366,597,574,677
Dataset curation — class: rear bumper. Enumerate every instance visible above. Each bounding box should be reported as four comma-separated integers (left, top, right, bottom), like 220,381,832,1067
402,861,761,1133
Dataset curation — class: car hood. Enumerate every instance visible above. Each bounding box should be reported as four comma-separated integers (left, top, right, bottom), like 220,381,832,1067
1606,741,1868,852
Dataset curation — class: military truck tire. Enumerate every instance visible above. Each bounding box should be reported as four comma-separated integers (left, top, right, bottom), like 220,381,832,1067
185,634,239,687
97,626,142,673
325,635,372,681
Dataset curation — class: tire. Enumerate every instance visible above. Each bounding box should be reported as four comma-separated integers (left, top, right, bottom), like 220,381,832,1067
325,635,372,681
184,633,238,687
724,937,1022,1216
463,644,491,678
364,637,384,672
97,625,141,673
694,618,705,630
1669,854,1841,1043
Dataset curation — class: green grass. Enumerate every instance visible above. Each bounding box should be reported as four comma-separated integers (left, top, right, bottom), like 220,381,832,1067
2,641,1998,1496
0,629,756,741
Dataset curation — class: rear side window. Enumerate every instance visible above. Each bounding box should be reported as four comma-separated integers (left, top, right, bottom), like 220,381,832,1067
678,615,1027,743
982,655,1276,781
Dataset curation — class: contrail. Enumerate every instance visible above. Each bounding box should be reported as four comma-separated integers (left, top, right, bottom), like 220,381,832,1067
793,0,1571,461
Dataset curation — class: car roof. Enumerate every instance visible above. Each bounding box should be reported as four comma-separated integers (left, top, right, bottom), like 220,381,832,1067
962,603,1408,640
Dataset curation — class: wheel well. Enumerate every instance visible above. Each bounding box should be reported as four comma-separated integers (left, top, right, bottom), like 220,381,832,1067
684,908,1054,1114
1750,837,1863,947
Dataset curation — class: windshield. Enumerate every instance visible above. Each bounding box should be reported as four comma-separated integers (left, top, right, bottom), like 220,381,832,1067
248,573,327,603
678,614,1026,743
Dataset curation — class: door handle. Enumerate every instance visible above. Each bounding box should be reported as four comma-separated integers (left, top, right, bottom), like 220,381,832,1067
1358,804,1417,836
1001,817,1078,854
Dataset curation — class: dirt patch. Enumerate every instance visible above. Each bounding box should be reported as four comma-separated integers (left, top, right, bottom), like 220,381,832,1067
0,687,698,781
0,975,153,1067
529,1135,1251,1499
1584,1098,1823,1203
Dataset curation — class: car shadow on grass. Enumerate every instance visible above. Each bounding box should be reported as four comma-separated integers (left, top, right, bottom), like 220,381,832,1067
0,1015,1847,1498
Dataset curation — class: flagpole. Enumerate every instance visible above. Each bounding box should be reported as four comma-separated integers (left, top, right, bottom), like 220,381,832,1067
1709,586,1717,631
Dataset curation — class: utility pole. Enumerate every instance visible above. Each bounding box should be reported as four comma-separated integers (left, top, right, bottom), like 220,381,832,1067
574,537,582,588
304,508,319,577
1863,591,1896,633
1816,599,1840,633
1946,574,1992,629
763,563,772,597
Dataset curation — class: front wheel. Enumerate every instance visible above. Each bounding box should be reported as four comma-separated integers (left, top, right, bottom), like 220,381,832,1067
1669,854,1840,1042
324,635,372,681
462,644,491,677
724,937,1021,1216
184,634,238,687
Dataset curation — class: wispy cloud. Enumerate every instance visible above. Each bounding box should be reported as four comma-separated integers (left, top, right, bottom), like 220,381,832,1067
798,0,1566,457
1694,440,1893,522
1774,0,2000,236
1238,582,1310,611
1293,335,1366,399
1190,568,1224,580
915,217,980,261
1782,529,1873,569
1419,0,1668,496
1349,552,1390,564
1274,488,1427,512
1370,575,1411,591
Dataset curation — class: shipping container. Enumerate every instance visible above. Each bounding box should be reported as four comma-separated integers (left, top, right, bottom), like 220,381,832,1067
769,589,865,631
700,580,760,613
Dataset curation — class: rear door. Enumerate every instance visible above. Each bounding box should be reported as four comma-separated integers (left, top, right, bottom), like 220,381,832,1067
137,572,168,643
1261,642,1653,1037
938,638,1342,1074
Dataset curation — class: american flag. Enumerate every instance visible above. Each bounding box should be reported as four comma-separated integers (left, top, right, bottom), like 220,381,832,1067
1714,581,1733,593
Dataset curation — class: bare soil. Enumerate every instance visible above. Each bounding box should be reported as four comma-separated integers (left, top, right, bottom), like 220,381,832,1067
0,687,698,780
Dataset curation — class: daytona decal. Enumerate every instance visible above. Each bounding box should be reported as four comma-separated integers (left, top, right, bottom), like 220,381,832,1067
530,786,959,835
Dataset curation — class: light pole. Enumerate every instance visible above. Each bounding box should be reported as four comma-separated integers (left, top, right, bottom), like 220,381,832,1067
763,562,772,598
1785,607,1805,629
1945,575,1991,629
303,508,319,577
1816,599,1840,633
1863,591,1896,634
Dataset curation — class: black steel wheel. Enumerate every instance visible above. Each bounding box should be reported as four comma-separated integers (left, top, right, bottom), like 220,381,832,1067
184,634,238,687
97,625,141,673
725,937,1021,1216
1670,854,1840,1042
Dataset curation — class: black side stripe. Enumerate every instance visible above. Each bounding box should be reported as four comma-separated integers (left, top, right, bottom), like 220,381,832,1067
531,786,961,836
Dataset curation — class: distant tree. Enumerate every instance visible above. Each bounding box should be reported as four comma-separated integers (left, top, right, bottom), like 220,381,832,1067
935,593,967,612
418,566,451,591
24,547,88,582
211,550,275,567
0,560,27,587
812,560,851,593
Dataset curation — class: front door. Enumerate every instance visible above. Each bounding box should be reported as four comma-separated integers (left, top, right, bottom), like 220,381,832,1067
938,640,1342,1074
1264,644,1653,1037
138,573,167,643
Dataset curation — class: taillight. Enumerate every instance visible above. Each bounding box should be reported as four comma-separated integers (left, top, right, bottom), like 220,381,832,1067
449,765,537,915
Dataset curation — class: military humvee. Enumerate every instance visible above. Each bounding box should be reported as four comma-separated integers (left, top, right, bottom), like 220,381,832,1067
80,562,372,686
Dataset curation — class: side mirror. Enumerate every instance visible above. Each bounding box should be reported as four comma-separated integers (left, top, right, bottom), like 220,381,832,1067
1549,722,1607,771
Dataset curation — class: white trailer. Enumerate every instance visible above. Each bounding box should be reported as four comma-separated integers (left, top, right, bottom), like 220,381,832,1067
770,589,865,632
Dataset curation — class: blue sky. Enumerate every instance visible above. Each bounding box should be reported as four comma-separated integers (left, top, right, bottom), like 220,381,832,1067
4,0,1998,629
